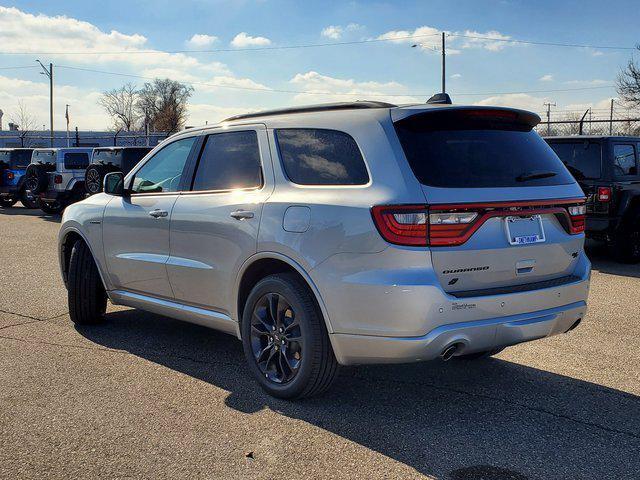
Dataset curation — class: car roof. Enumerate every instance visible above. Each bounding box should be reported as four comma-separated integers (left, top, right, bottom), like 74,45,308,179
173,101,540,138
545,135,640,141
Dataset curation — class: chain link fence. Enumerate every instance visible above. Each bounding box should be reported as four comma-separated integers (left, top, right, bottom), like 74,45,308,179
0,132,170,148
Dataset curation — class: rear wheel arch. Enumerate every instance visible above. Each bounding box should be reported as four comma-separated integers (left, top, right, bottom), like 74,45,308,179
235,254,334,338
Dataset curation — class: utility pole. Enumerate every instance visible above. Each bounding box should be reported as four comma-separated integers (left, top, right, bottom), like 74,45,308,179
441,32,446,93
609,99,614,135
589,108,592,134
36,60,54,147
543,102,556,136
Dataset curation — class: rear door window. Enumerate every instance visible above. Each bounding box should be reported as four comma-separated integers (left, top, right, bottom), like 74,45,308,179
275,129,369,185
64,152,90,170
191,131,262,191
547,142,602,180
394,112,575,188
612,144,637,176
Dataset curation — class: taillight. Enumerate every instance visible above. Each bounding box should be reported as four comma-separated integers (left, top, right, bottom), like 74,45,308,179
597,186,611,202
566,203,586,234
54,175,63,184
372,198,587,247
371,205,427,246
7,172,14,181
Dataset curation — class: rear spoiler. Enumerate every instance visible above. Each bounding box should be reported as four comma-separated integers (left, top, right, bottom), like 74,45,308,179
391,106,541,129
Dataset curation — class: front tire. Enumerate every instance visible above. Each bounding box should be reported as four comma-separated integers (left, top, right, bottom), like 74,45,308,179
39,200,65,215
0,196,17,207
68,240,107,325
241,273,338,399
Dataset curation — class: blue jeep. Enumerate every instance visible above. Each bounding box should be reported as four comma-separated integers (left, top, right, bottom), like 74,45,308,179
0,148,38,208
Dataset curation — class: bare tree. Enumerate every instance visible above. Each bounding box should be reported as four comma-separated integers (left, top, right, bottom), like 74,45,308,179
617,46,640,110
136,79,194,134
9,101,38,147
99,83,140,131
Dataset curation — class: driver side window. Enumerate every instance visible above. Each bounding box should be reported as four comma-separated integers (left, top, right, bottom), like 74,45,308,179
131,137,196,194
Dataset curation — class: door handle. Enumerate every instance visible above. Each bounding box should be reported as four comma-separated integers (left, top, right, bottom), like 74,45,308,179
230,210,254,220
149,209,168,218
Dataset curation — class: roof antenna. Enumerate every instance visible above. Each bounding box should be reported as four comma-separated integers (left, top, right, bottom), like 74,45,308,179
427,93,452,105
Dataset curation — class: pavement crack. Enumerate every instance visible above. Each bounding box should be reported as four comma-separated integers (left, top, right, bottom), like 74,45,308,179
0,308,45,322
349,373,640,441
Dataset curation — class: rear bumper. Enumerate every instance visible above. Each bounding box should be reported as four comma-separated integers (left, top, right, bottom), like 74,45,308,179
0,186,19,197
330,300,586,365
40,189,74,203
585,216,620,241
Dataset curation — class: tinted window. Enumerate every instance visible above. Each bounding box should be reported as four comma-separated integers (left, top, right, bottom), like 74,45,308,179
547,142,602,180
0,150,32,168
192,131,262,191
131,137,195,194
613,144,637,176
64,152,89,170
276,129,369,185
92,150,123,167
122,148,151,173
33,151,55,164
395,116,575,188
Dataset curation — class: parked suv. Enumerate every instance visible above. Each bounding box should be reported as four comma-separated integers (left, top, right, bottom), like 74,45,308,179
59,100,590,398
85,147,152,195
0,148,38,208
545,136,640,262
25,148,93,214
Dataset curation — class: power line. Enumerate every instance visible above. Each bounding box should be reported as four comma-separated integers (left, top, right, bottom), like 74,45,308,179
0,65,39,70
56,64,617,98
447,33,636,51
0,33,442,56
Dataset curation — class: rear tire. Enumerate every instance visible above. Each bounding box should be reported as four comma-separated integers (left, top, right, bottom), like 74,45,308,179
24,163,50,194
455,347,505,361
0,196,17,207
20,189,39,209
85,164,108,195
241,273,338,399
68,240,107,325
39,200,65,215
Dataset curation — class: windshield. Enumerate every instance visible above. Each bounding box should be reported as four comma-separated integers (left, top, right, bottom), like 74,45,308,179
546,141,602,180
93,150,123,167
0,150,32,168
394,113,575,188
32,150,56,164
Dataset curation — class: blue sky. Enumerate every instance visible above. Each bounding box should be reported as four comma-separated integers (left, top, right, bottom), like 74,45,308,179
0,0,638,130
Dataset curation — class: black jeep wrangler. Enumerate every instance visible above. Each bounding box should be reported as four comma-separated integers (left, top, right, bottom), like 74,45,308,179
84,147,151,195
545,136,640,262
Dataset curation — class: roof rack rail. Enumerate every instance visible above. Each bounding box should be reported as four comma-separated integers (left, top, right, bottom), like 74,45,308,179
222,101,397,122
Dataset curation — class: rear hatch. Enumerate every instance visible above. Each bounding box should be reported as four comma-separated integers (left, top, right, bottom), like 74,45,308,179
392,107,586,295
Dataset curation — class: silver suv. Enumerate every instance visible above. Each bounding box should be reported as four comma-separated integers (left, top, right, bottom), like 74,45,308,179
58,100,590,398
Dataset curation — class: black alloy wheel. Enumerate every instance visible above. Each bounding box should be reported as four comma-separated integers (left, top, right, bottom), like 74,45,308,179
250,292,303,384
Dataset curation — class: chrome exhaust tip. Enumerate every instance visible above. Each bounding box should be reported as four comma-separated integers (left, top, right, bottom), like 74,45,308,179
441,344,460,362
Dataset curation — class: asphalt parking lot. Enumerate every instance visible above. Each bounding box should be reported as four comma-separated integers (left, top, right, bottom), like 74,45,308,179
0,206,639,480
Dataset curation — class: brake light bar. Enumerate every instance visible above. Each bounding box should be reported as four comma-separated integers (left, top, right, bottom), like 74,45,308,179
371,198,586,247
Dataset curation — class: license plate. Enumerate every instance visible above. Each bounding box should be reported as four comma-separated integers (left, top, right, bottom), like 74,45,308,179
505,215,545,245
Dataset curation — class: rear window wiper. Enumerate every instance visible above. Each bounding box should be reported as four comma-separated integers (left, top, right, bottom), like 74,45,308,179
515,170,558,182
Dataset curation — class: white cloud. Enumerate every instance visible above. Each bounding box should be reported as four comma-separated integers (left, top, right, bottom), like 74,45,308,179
321,23,364,39
289,71,420,104
377,26,513,53
539,74,554,82
185,34,218,49
450,73,462,79
564,79,610,86
0,6,230,76
321,25,343,39
473,93,549,111
230,32,271,48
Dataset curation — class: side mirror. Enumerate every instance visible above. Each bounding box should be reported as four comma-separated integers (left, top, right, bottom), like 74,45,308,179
104,172,127,196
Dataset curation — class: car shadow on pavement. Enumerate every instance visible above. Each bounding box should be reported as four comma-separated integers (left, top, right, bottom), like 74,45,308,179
0,206,61,222
76,308,640,479
586,243,640,279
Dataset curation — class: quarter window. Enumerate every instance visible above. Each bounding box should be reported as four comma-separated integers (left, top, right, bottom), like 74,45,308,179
192,131,262,191
613,144,637,176
276,129,369,185
131,137,196,194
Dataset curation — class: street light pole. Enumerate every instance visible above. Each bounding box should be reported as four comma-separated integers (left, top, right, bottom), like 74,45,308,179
36,60,54,147
441,32,446,94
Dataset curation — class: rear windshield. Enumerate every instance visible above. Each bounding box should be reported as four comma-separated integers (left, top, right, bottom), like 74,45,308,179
546,141,602,180
394,112,575,188
64,152,89,170
32,150,56,164
0,150,32,168
93,150,123,167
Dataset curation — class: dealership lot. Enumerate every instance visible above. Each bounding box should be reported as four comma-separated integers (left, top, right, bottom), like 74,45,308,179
0,207,639,480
